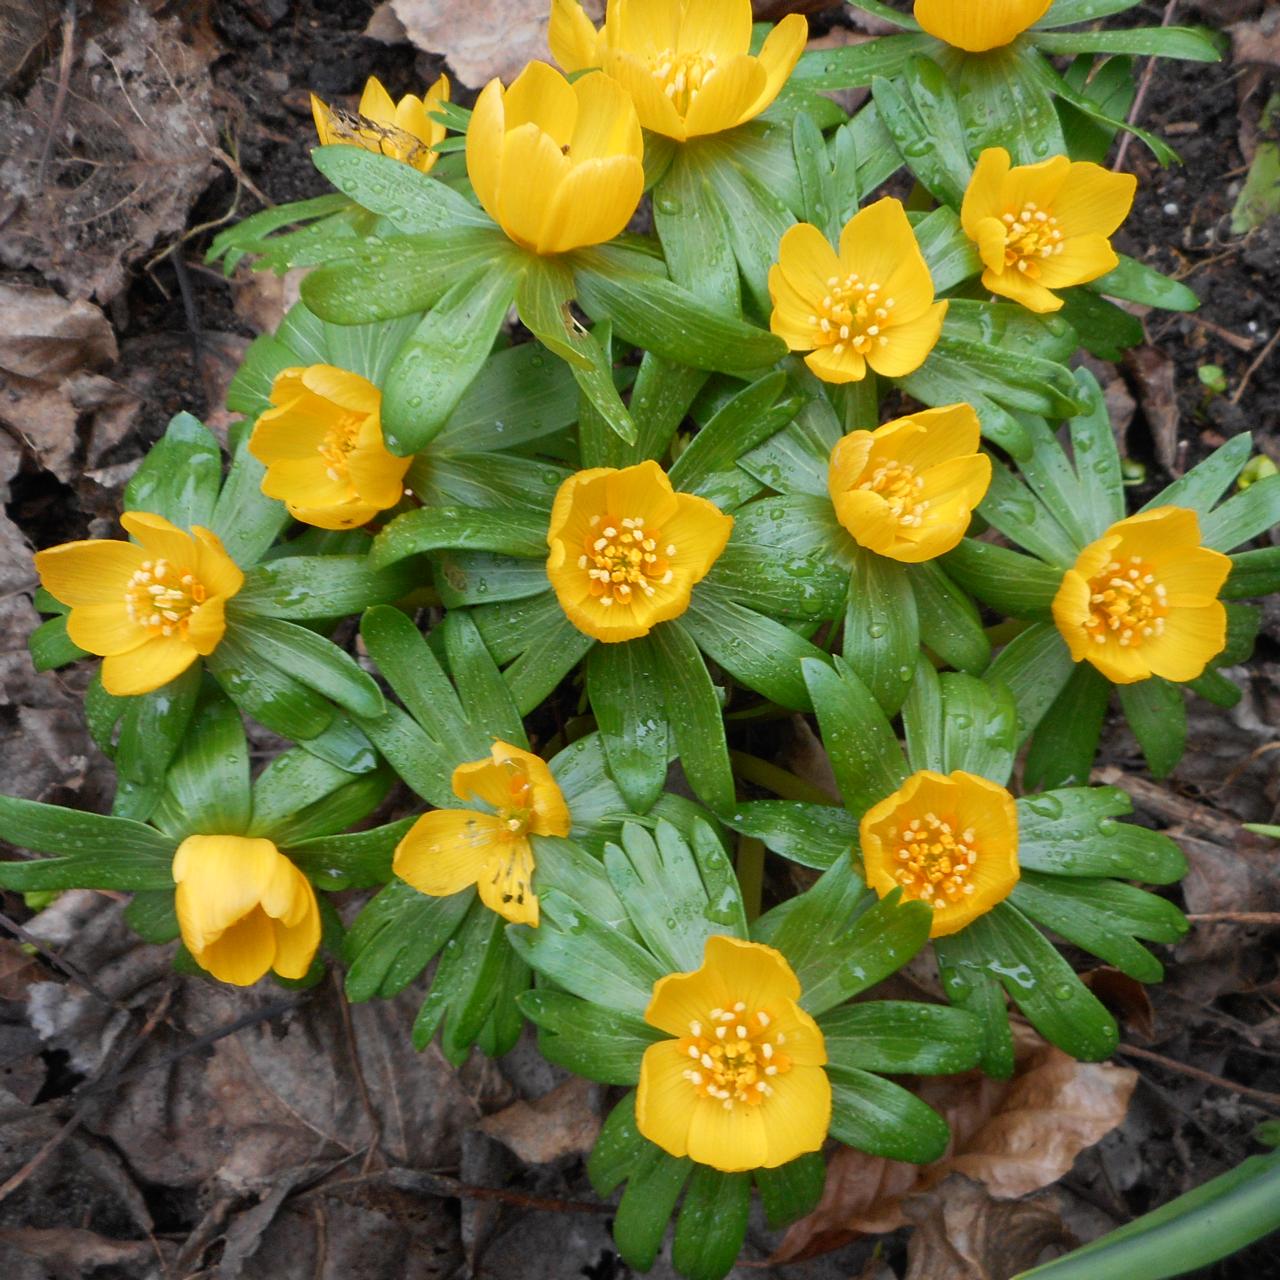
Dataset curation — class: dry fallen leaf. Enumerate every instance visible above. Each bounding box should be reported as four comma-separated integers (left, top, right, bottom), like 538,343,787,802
475,1076,604,1165
1230,9,1280,67
1125,345,1182,477
775,1026,1137,1262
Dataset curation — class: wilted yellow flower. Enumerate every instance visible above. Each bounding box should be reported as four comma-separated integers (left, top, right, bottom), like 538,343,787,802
961,148,1137,314
250,365,410,530
310,74,450,172
546,460,733,643
828,404,991,563
861,770,1019,938
34,512,244,697
1052,506,1230,685
394,741,571,927
466,61,644,255
636,936,830,1171
769,198,948,384
550,0,807,142
173,836,321,986
914,0,1053,52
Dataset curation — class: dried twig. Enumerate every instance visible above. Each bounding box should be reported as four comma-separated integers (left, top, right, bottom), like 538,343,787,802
0,908,127,1013
36,0,77,191
1118,1043,1280,1112
1231,328,1280,407
331,970,383,1175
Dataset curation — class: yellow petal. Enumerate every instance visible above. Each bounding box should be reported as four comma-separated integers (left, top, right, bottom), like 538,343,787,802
805,344,868,384
569,71,644,162
172,835,284,944
310,92,335,146
301,364,381,414
260,458,351,508
358,76,396,125
914,0,1054,52
65,603,148,657
1052,568,1096,664
743,13,809,123
776,221,843,298
687,1086,769,1171
499,123,572,253
830,488,900,556
35,539,144,608
347,444,411,509
982,265,1062,313
615,0,682,57
768,267,822,349
491,741,572,837
192,527,245,600
537,155,645,254
838,198,934,318
191,906,277,986
550,0,602,71
184,593,227,656
636,1039,698,1158
676,0,752,62
466,79,505,223
271,896,322,979
662,493,734,579
1160,547,1233,603
888,404,983,469
603,459,681,523
503,60,578,144
758,1065,831,1167
1036,233,1119,290
961,147,1012,235
286,501,383,532
101,634,199,695
1140,602,1227,682
394,808,503,898
682,54,766,139
604,49,687,139
867,300,947,378
1052,163,1137,238
120,511,197,566
973,215,1011,277
475,838,539,926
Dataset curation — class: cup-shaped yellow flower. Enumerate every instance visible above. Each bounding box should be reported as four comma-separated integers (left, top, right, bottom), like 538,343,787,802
249,365,410,530
394,741,571,927
173,836,321,986
34,512,244,697
465,61,644,256
861,770,1019,938
913,0,1053,53
769,198,948,384
636,935,831,1172
311,73,450,173
1052,506,1230,685
828,404,991,563
550,0,807,142
546,460,734,643
961,147,1137,315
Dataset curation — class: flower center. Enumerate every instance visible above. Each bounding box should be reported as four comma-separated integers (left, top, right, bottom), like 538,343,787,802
495,761,535,837
650,48,719,115
124,559,207,638
808,272,896,359
678,1002,792,1110
889,810,978,909
1000,202,1065,278
577,513,674,609
859,459,928,528
1084,554,1168,649
318,413,364,482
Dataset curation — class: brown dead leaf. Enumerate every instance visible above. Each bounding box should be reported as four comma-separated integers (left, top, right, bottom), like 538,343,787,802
902,1175,1075,1280
389,0,604,88
475,1076,603,1164
232,265,306,336
364,2,408,44
1082,968,1156,1042
0,7,219,302
0,1226,169,1280
0,939,42,1002
1125,346,1181,476
1231,9,1280,67
775,1026,1136,1262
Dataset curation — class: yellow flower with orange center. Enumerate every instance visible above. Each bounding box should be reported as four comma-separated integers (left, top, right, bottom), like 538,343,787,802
393,741,571,927
769,198,948,384
636,936,831,1172
961,147,1137,315
550,0,807,142
173,835,321,986
311,73,450,173
913,0,1053,53
33,512,244,696
546,460,733,643
466,61,644,255
861,770,1020,938
249,365,410,531
828,404,991,563
1052,506,1230,685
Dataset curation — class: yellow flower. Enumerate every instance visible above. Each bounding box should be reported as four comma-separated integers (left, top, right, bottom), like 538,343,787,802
393,741,571,927
310,73,450,172
173,835,321,986
249,365,410,530
828,404,991,563
769,198,948,384
546,460,733,643
860,770,1019,938
913,0,1054,53
466,61,644,255
550,0,807,142
636,935,830,1172
961,147,1137,315
1052,506,1230,685
34,512,244,697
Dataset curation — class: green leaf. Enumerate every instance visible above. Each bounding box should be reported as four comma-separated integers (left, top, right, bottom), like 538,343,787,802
843,547,919,717
820,1001,983,1075
1201,472,1280,553
380,263,520,455
1038,0,1143,23
827,1064,950,1163
654,144,741,312
1016,787,1187,883
1011,872,1188,983
614,1144,692,1273
0,797,177,891
871,63,972,207
1024,662,1111,790
206,629,334,741
649,621,735,814
939,673,1017,785
1060,288,1145,361
441,610,527,749
624,353,710,465
437,552,551,608
125,890,180,943
518,990,661,1086
416,895,507,1059
370,505,546,569
981,456,1085,568
233,554,416,620
1225,546,1280,600
500,609,596,717
793,34,929,89
672,1166,752,1280
934,924,1014,1078
986,622,1077,746
1066,369,1127,536
113,663,202,805
286,817,412,891
589,1093,647,1196
574,251,786,376
533,834,635,935
28,615,88,672
123,411,222,531
755,1156,827,1231
344,881,470,1000
1093,254,1200,313
1034,26,1222,62
955,43,1065,163
207,192,352,272
1145,432,1252,517
903,659,944,775
802,656,906,820
237,616,384,719
1118,678,1187,778
410,451,569,513
910,561,992,675
944,540,1061,620
209,436,291,569
913,206,982,292
587,639,669,814
725,800,857,870
251,758,389,847
792,112,842,244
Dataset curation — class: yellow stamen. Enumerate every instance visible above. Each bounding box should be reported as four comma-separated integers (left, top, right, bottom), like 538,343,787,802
677,1004,792,1111
583,512,673,607
123,559,207,638
1084,554,1168,650
889,810,980,910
